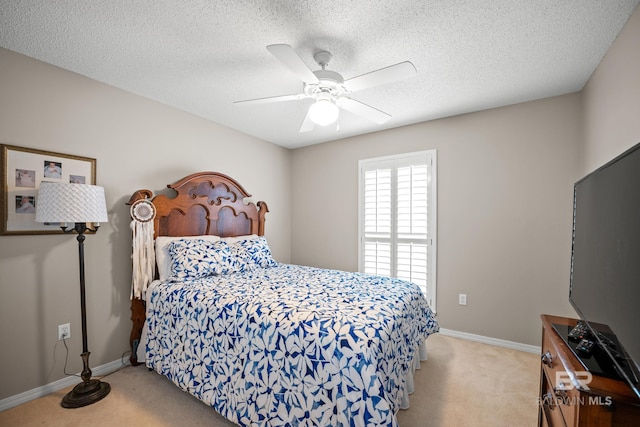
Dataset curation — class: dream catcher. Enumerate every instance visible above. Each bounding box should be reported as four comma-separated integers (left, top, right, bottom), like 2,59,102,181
130,199,156,299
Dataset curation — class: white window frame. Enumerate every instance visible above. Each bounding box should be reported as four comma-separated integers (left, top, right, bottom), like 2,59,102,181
358,150,437,311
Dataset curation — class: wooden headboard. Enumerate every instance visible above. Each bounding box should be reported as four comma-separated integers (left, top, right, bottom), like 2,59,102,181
126,171,269,364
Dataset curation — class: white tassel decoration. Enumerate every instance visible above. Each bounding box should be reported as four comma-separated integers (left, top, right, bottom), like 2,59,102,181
130,200,156,299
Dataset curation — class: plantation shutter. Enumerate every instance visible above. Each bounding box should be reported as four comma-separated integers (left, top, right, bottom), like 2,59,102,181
359,151,436,309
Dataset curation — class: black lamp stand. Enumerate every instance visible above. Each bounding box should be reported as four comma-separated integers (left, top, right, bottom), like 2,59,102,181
60,222,111,408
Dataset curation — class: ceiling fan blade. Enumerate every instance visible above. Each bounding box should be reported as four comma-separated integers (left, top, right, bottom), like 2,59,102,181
343,61,416,92
299,108,315,133
267,44,320,84
234,93,302,105
339,97,391,124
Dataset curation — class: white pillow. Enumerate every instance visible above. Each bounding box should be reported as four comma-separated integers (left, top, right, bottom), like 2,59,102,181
155,235,221,281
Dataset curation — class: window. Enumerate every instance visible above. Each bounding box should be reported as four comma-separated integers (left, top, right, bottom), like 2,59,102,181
358,150,437,310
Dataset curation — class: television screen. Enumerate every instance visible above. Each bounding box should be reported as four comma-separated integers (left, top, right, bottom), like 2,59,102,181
570,142,640,399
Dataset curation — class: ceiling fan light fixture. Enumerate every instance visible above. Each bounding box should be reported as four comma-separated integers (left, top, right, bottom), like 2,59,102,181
308,98,339,126
236,44,416,131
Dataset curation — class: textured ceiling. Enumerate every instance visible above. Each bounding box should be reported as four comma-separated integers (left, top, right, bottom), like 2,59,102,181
1,1,639,149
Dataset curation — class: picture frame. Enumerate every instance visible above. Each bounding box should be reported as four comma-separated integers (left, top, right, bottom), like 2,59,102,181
1,144,97,235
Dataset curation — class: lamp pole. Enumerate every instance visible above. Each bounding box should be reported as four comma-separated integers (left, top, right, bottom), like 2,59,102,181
60,222,111,409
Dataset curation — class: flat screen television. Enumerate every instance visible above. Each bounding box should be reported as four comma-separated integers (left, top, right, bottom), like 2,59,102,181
569,141,640,399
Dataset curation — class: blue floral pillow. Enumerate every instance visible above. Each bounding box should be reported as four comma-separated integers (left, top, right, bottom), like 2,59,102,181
167,239,233,280
235,236,278,269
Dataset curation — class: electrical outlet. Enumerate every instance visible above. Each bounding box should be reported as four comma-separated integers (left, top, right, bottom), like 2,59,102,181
458,294,467,306
58,323,70,341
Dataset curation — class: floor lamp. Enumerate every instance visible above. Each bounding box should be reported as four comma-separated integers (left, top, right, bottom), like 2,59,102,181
36,182,111,408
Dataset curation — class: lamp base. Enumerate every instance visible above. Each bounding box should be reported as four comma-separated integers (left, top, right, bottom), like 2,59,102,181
61,379,110,408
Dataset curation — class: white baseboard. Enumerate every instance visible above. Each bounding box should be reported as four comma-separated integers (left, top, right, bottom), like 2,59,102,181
0,358,127,412
439,328,541,354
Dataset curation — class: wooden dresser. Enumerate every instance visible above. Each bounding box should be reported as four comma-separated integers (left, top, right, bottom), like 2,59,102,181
539,315,640,426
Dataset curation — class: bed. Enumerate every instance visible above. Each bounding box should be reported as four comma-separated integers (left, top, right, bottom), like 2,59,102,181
127,171,439,427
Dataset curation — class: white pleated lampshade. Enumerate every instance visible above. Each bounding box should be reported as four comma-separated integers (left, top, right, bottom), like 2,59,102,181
36,182,108,223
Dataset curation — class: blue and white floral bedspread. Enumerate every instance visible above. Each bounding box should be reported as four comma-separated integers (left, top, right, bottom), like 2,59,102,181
146,264,439,426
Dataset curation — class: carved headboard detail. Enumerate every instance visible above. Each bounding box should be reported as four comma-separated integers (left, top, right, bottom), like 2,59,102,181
128,171,268,239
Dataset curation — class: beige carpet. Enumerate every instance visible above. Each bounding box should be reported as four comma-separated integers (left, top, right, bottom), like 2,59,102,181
0,334,540,426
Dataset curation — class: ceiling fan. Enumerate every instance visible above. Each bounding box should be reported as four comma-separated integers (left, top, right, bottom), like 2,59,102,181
234,44,417,132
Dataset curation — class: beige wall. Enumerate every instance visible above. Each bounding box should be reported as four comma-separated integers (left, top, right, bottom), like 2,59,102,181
0,48,292,399
292,94,581,346
582,5,640,172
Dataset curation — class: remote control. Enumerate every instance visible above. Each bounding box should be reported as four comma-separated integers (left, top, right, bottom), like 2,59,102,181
576,338,595,355
568,322,589,342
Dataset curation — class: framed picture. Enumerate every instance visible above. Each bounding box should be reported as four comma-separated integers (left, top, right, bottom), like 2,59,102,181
1,144,97,235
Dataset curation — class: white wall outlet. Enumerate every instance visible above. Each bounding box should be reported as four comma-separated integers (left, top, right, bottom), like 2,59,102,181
58,323,70,341
458,293,467,306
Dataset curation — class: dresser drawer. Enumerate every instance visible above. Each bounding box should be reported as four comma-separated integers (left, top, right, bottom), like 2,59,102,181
541,374,568,427
541,329,578,426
